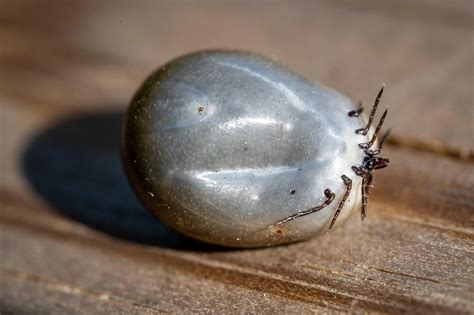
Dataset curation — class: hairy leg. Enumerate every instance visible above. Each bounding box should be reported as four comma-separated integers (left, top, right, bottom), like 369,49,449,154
271,188,335,227
352,165,364,176
329,175,353,229
361,172,373,220
359,108,388,151
356,84,384,135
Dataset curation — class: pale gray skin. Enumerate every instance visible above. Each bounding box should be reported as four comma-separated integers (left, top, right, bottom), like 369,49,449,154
122,50,369,248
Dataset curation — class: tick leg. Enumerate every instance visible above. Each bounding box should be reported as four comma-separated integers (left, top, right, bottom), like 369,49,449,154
271,189,335,227
370,129,391,156
359,108,388,152
348,101,364,117
329,175,352,230
361,173,373,220
356,84,384,135
352,165,364,176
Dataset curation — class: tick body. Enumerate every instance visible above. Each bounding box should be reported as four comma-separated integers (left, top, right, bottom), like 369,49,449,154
122,50,389,247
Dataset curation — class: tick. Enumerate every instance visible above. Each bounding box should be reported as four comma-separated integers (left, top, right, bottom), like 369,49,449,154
122,50,390,247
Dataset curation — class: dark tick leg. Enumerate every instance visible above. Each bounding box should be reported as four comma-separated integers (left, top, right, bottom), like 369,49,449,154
352,165,364,176
350,85,390,225
356,84,385,135
348,101,364,117
359,108,388,152
371,129,391,155
271,189,335,227
329,175,352,230
361,172,373,220
361,176,367,220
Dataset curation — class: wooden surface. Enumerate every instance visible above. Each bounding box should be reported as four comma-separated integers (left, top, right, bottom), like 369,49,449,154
1,1,473,314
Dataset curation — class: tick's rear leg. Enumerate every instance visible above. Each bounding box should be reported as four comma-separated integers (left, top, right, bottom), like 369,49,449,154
271,189,335,227
329,175,352,229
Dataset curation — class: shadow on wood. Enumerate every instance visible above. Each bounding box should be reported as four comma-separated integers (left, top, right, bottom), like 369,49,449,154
21,110,225,251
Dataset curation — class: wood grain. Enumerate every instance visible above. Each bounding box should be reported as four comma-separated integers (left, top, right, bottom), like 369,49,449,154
0,0,472,313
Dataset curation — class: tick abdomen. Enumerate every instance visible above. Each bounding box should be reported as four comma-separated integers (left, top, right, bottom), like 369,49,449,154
123,50,368,247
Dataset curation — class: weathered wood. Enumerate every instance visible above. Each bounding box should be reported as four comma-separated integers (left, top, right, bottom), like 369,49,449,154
1,147,473,313
0,0,473,313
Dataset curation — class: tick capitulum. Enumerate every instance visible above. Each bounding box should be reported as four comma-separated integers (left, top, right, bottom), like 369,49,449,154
273,85,390,230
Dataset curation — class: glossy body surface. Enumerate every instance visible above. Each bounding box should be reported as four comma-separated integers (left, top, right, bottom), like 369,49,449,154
122,50,369,247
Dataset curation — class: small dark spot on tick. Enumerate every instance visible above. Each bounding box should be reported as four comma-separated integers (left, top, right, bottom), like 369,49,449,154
270,225,285,236
197,106,205,114
290,189,296,195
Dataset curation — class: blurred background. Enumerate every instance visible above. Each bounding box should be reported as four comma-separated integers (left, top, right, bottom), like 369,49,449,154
1,0,472,143
0,1,472,313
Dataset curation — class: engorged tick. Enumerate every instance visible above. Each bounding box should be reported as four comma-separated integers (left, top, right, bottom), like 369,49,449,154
122,50,391,247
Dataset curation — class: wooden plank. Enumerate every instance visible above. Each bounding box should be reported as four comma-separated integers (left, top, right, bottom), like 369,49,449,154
1,147,473,313
1,269,159,315
0,0,473,313
0,209,324,314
